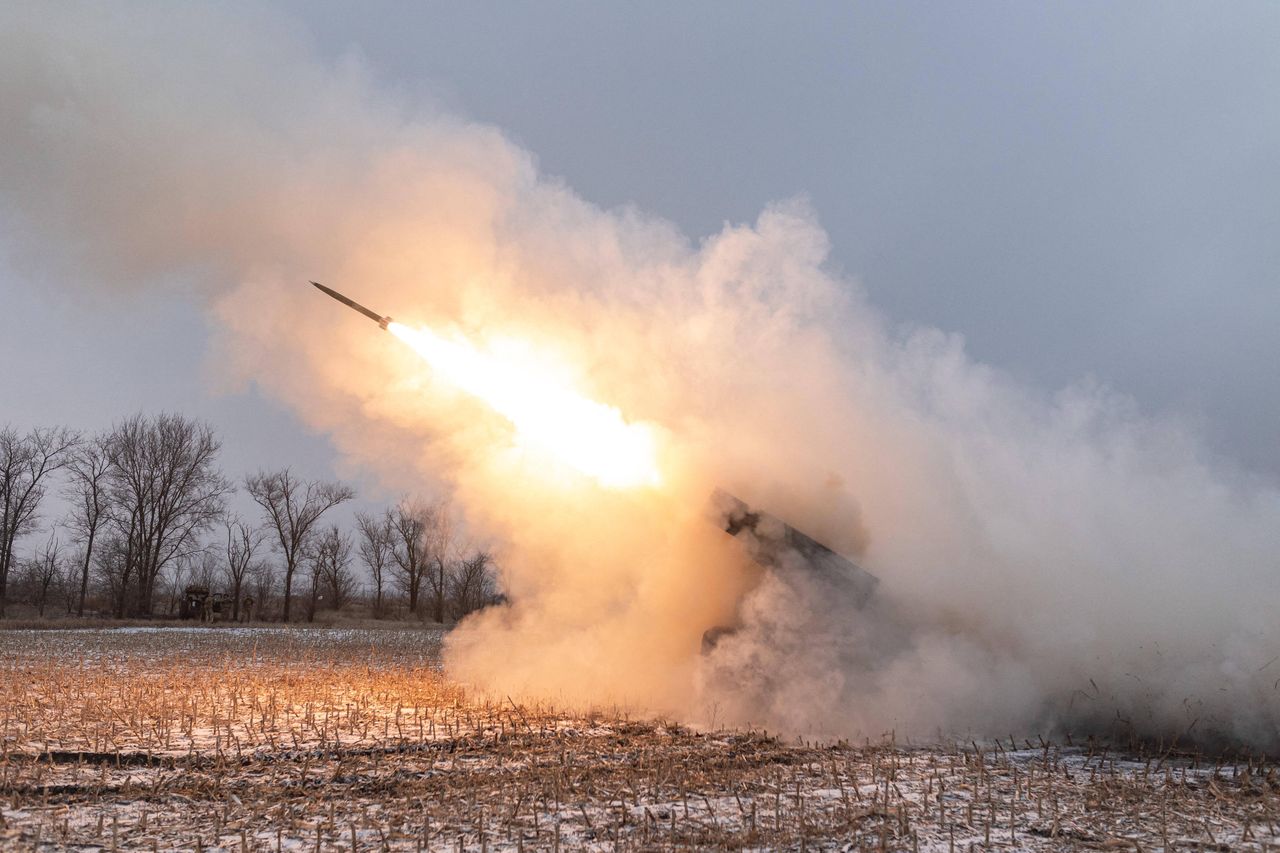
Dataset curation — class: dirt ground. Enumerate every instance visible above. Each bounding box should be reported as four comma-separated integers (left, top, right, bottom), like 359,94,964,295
1,627,1277,851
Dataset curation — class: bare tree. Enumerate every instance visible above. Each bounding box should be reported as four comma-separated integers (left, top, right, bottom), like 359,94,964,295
247,561,276,621
388,500,436,618
190,550,221,591
355,512,393,617
223,516,262,622
426,504,455,624
94,530,135,618
312,524,356,613
448,549,498,620
245,469,353,622
104,414,229,615
15,535,64,614
64,433,111,616
56,554,81,615
302,548,323,623
22,534,62,618
164,550,192,617
0,425,79,615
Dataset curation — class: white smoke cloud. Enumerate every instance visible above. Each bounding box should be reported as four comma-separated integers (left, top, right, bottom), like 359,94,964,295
2,4,1278,751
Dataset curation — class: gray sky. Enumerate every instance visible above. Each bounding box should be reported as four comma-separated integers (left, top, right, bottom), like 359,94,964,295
3,0,1278,495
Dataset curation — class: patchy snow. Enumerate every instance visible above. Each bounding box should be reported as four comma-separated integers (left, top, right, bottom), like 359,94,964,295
0,627,1276,850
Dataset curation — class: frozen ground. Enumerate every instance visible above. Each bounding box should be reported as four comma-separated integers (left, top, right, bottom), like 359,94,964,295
0,626,1277,850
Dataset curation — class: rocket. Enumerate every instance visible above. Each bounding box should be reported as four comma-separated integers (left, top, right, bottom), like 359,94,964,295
310,281,392,330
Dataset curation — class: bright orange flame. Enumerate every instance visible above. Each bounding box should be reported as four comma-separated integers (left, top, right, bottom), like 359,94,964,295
388,322,661,489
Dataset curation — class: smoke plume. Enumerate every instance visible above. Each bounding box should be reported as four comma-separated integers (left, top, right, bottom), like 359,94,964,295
3,5,1278,751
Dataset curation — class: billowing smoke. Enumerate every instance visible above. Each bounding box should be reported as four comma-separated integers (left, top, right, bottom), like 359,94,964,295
3,5,1278,751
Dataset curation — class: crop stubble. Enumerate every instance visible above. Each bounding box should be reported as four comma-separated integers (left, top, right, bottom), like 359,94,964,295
1,628,1277,851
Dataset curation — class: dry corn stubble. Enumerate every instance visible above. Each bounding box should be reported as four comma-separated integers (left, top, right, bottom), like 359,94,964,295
0,627,1277,851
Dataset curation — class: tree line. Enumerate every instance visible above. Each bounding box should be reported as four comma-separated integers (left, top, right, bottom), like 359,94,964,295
0,415,500,622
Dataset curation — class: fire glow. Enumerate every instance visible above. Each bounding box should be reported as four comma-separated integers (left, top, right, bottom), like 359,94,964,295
387,321,661,489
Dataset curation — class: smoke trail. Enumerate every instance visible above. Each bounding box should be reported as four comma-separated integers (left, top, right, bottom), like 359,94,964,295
2,5,1277,750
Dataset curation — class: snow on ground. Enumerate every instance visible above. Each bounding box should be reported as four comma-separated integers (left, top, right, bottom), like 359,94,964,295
1,626,1277,850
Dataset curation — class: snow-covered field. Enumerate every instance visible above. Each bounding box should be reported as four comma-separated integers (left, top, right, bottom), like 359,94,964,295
0,627,1276,851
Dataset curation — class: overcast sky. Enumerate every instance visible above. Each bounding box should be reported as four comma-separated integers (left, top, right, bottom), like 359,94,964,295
2,1,1278,499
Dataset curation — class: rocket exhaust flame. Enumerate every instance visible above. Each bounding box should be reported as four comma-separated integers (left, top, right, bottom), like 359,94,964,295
312,282,661,489
388,322,661,489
